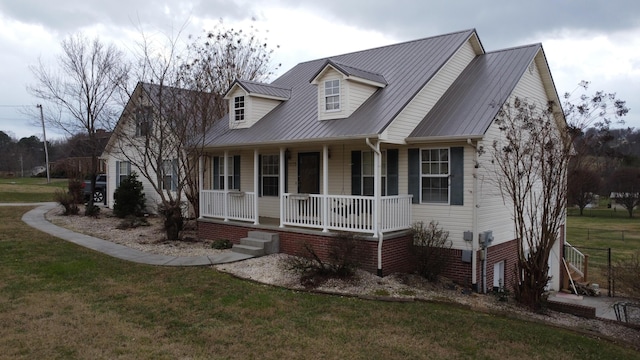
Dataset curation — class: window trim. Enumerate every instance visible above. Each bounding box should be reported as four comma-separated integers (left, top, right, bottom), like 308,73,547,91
324,79,340,112
161,159,177,192
213,156,238,190
361,150,387,196
234,96,245,122
420,147,450,204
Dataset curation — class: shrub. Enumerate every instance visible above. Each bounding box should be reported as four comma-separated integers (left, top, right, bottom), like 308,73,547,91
54,190,79,215
113,172,146,218
67,178,83,204
286,232,362,287
409,221,452,282
211,239,233,249
84,203,101,217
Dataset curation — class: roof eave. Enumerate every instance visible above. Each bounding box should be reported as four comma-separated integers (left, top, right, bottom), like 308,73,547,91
406,134,484,144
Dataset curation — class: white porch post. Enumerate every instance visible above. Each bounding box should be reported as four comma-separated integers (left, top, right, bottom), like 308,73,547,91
253,149,260,225
198,155,204,219
322,145,329,232
279,147,285,228
373,142,381,238
223,150,229,222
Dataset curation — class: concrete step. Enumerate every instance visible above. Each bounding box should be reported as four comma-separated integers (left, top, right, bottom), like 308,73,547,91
244,231,279,254
232,244,265,256
247,231,279,242
240,237,271,249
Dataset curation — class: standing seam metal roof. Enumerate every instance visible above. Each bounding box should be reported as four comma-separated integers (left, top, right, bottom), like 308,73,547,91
409,44,542,139
203,29,477,148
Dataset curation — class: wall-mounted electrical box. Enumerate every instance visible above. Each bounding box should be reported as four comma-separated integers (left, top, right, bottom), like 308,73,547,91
461,250,472,263
479,230,494,248
463,231,473,242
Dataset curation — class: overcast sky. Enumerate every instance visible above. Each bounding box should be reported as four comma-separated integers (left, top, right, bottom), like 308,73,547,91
1,0,639,140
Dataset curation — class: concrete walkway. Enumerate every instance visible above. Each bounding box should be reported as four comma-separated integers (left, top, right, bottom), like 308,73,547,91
9,202,253,266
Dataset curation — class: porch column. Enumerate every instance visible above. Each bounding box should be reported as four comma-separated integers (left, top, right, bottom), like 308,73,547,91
253,149,260,225
322,145,329,232
372,140,381,238
279,147,285,228
198,155,204,219
223,150,229,222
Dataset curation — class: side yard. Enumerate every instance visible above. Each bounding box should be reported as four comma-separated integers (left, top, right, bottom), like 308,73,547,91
0,177,67,202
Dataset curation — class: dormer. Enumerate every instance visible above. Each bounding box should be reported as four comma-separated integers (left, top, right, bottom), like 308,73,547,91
224,80,291,129
310,60,387,121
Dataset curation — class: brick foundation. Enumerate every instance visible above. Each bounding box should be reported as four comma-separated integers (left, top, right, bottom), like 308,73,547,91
198,220,520,291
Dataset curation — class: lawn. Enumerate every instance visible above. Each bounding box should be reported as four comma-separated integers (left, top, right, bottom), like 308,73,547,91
0,207,637,359
566,208,640,287
0,177,68,202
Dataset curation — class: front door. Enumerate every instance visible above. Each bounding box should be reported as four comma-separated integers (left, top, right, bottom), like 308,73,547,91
298,152,320,194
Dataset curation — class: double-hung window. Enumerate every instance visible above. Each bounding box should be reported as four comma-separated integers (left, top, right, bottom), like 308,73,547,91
162,159,177,191
214,156,237,190
324,79,340,111
116,161,131,187
421,148,449,203
234,96,245,121
362,150,387,196
261,154,279,196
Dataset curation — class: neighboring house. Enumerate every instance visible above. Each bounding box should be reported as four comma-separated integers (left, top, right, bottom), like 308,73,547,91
609,192,639,210
52,129,111,178
102,82,189,214
196,29,567,293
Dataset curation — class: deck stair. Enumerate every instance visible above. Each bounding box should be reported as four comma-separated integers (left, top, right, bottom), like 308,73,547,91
231,231,279,257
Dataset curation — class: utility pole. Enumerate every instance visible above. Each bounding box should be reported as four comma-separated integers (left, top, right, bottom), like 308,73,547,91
37,104,50,184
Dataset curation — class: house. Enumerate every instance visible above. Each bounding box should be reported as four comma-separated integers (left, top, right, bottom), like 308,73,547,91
101,82,203,214
195,29,567,293
51,130,111,178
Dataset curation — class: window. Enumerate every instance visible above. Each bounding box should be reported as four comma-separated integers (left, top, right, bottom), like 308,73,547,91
135,106,153,137
116,161,130,187
261,154,279,196
213,156,238,190
362,151,387,196
324,79,340,111
162,159,177,191
421,148,449,203
234,96,245,121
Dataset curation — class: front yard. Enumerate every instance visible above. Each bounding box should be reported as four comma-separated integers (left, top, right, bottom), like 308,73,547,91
1,206,638,359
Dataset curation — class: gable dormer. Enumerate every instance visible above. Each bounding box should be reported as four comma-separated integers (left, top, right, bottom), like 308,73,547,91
224,80,291,129
310,60,387,121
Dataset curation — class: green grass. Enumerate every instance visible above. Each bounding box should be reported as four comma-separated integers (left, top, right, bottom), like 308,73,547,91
566,207,640,286
0,177,68,202
0,207,638,359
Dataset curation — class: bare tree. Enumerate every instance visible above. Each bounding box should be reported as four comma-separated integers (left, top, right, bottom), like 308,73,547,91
567,168,602,215
28,33,128,211
608,167,640,218
490,97,570,310
112,21,280,239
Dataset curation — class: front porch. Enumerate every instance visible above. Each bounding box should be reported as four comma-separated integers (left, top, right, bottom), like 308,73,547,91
199,190,413,236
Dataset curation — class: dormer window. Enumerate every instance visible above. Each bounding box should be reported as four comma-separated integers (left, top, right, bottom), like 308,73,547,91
324,79,340,111
234,96,245,121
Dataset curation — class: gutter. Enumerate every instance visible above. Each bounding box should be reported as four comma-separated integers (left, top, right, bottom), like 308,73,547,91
366,137,384,276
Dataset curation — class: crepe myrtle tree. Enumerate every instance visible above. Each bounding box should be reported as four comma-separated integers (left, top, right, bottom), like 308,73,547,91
490,97,570,310
114,21,280,240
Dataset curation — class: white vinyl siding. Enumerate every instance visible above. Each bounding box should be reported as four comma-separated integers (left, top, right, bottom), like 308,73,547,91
382,40,477,143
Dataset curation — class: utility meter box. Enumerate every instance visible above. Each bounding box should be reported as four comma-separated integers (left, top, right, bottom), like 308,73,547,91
463,231,473,242
479,230,494,248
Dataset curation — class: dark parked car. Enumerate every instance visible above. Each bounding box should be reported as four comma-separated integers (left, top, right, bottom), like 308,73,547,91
83,174,107,203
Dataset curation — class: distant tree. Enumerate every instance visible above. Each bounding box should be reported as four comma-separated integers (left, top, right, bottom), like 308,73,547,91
490,97,570,310
567,168,602,215
0,131,16,172
608,167,640,218
28,33,128,211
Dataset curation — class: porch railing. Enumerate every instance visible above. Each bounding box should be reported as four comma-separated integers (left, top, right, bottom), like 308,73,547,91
200,190,256,222
282,193,412,234
564,241,585,280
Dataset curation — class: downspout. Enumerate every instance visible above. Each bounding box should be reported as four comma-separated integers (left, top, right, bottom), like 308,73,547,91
366,138,384,276
467,138,480,292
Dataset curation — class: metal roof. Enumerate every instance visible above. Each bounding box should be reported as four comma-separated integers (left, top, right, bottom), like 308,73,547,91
202,29,477,148
228,79,291,100
409,44,542,140
310,59,387,86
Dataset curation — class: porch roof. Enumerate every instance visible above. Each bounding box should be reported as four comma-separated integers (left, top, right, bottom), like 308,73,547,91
202,29,478,148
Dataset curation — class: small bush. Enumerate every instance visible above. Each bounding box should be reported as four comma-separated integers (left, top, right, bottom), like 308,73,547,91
113,172,146,218
286,232,361,287
211,239,233,249
54,190,79,215
68,179,83,204
409,221,452,282
84,204,101,217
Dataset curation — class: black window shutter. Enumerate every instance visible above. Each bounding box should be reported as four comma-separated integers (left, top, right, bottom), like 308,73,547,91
213,157,220,190
233,155,241,190
408,148,420,204
351,151,361,195
258,155,262,197
116,161,121,188
387,149,398,196
450,147,464,205
284,155,288,193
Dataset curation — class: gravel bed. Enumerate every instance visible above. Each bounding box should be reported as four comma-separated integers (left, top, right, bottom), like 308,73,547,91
45,205,640,349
